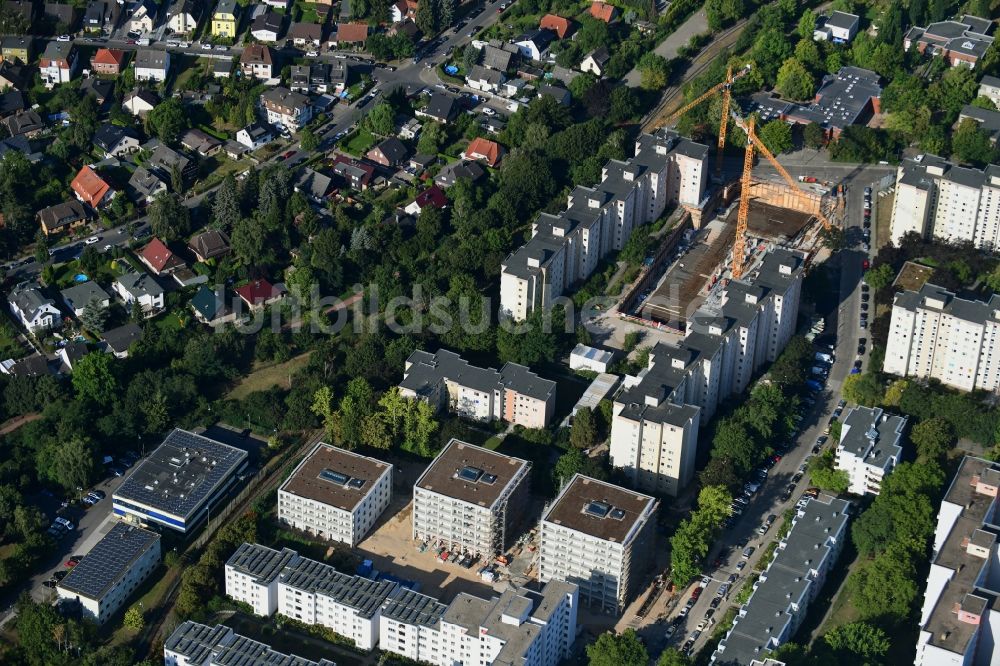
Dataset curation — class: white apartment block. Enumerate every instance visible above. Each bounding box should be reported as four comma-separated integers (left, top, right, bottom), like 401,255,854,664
380,580,578,666
712,496,851,664
400,348,556,429
883,282,1000,392
539,474,657,612
165,621,337,666
835,406,906,496
56,522,160,624
916,456,1000,666
412,439,531,558
889,154,1000,249
224,542,299,616
610,249,805,496
278,442,392,547
260,86,313,130
500,128,708,321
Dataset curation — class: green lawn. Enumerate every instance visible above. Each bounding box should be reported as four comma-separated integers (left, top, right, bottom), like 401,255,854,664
342,128,376,157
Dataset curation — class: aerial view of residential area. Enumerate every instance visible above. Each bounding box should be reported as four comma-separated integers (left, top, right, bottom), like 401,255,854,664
4,0,1000,664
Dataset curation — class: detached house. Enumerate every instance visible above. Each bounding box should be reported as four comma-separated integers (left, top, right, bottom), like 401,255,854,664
113,272,164,317
134,49,170,82
71,166,114,209
139,237,184,276
366,137,408,167
9,283,61,334
813,11,860,43
188,229,231,262
36,200,91,236
461,137,503,167
93,123,140,157
251,10,283,42
240,44,274,80
128,167,167,203
92,47,126,75
61,281,111,317
40,41,78,87
2,109,42,137
514,29,555,61
589,0,617,22
466,65,504,93
83,1,118,34
212,0,240,38
123,89,159,116
167,0,201,34
180,128,222,157
390,0,416,22
0,35,31,63
129,0,158,33
260,86,312,130
334,22,368,48
331,155,376,190
288,22,322,47
415,92,456,123
237,122,274,150
539,14,572,39
235,279,285,312
403,185,447,215
580,46,610,76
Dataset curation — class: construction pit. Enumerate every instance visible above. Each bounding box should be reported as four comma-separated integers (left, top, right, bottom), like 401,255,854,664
635,179,827,330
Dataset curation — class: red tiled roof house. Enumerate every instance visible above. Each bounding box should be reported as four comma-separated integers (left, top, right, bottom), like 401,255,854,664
235,278,286,311
71,166,114,208
461,137,504,168
138,237,185,275
590,1,617,22
539,14,573,39
92,48,126,76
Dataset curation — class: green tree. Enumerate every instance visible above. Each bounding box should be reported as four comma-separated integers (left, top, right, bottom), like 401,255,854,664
824,621,890,659
758,120,793,154
554,447,608,487
848,546,920,621
212,174,241,229
570,407,598,449
803,122,826,149
864,263,895,292
951,117,996,166
33,228,50,265
797,9,817,39
49,438,96,493
417,121,446,154
80,298,109,333
415,0,438,35
123,604,145,630
808,450,850,492
401,398,439,457
794,39,822,72
608,86,640,123
71,353,118,406
910,417,952,461
842,372,882,407
656,649,692,666
463,44,479,71
366,102,395,136
147,193,191,242
638,53,671,91
586,629,649,666
775,58,815,101
231,217,266,268
299,128,319,151
146,98,188,145
496,310,560,366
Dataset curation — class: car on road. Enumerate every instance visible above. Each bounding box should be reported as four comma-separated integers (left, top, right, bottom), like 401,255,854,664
215,45,227,51
780,486,794,502
53,570,68,581
43,579,57,588
699,576,710,588
735,559,748,571
57,34,71,42
201,42,212,50
862,258,870,270
110,466,125,477
306,51,319,57
682,639,694,655
664,624,677,640
690,587,702,600
85,236,100,245
482,107,496,116
282,150,296,160
88,490,105,500
81,495,96,506
696,620,707,631
66,556,82,567
864,186,872,196
792,472,804,484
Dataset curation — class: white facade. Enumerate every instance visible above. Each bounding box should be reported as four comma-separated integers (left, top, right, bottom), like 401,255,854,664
261,88,313,130
889,155,1000,250
9,284,61,333
165,621,336,666
412,439,531,558
277,442,393,547
224,542,299,616
980,75,1000,108
236,123,274,149
56,523,161,625
380,581,578,666
539,475,657,612
134,51,170,82
834,406,906,496
569,343,614,373
167,9,199,34
113,274,165,315
500,128,708,321
610,249,805,496
884,283,1000,393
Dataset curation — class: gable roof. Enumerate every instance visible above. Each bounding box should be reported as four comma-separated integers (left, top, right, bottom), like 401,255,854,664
128,166,166,199
236,279,281,305
71,166,111,206
102,322,142,354
516,28,555,51
190,285,227,321
288,21,322,41
483,44,515,70
251,10,283,35
435,159,485,187
586,45,610,66
589,1,616,21
92,47,125,66
465,137,502,167
539,14,572,38
37,200,90,230
423,92,456,120
0,90,26,116
336,22,368,42
135,48,168,70
413,185,447,210
294,167,333,199
372,136,408,163
93,123,138,152
81,77,115,104
140,237,183,273
188,229,231,260
240,44,273,65
469,64,503,85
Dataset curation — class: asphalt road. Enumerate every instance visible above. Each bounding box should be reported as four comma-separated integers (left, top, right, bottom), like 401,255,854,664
652,163,889,658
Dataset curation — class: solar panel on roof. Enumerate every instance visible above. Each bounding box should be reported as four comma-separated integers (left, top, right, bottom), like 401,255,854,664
458,466,484,482
585,500,611,518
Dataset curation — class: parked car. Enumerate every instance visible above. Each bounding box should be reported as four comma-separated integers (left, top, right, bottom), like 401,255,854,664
735,560,747,571
54,517,74,530
742,546,755,559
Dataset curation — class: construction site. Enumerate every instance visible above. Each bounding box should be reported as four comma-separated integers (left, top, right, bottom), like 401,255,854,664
618,65,844,332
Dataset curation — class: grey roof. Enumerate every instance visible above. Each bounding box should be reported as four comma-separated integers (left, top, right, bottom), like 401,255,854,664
469,64,503,85
215,0,238,14
981,74,1000,89
401,348,554,402
41,40,74,62
825,10,858,30
116,271,164,300
381,587,447,627
893,281,1000,325
93,123,138,152
784,66,881,131
0,89,25,115
165,621,335,666
101,322,142,353
9,282,56,321
81,77,115,104
147,144,190,178
36,200,89,230
294,167,332,200
3,109,41,135
279,556,397,619
499,361,556,401
226,542,299,585
113,429,249,521
482,44,514,70
57,522,159,601
959,104,1000,139
586,45,610,66
373,136,408,163
415,438,530,508
515,28,555,52
128,166,166,199
838,406,906,470
251,9,283,34
61,280,110,311
423,92,456,121
714,497,851,664
134,48,168,69
435,159,485,187
572,343,613,364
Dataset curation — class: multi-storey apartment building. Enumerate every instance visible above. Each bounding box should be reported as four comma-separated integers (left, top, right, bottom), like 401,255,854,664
835,406,906,496
916,456,1000,666
610,249,806,496
278,442,392,547
380,580,578,666
539,474,657,612
224,542,299,616
412,439,531,558
165,621,336,666
499,128,708,321
883,282,1000,392
400,348,557,428
711,496,851,664
260,86,312,130
888,154,1000,249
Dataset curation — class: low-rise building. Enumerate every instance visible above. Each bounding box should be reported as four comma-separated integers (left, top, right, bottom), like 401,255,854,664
412,438,531,558
979,74,1000,107
128,166,167,203
366,136,408,167
9,282,61,333
188,229,231,262
461,137,503,167
334,21,368,47
61,281,111,317
240,44,274,80
139,237,184,276
180,128,222,157
415,92,456,124
56,522,160,624
128,0,158,33
289,21,323,47
399,348,556,428
113,428,249,533
93,123,140,157
39,41,78,87
91,47,126,75
2,109,41,137
906,14,995,68
835,406,906,496
466,64,505,93
235,278,284,311
123,89,159,116
513,29,554,61
260,86,312,130
165,621,336,666
539,474,656,612
812,11,860,43
0,35,31,63
278,442,393,547
250,10,283,42
37,200,90,235
134,48,170,82
211,0,240,38
711,496,851,664
569,343,614,373
102,322,142,358
236,122,274,150
71,165,114,208
113,272,164,316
